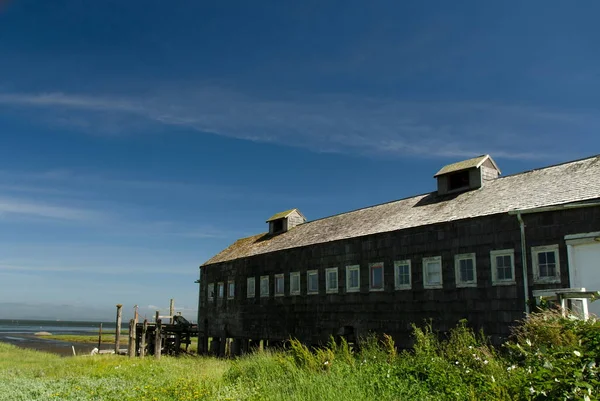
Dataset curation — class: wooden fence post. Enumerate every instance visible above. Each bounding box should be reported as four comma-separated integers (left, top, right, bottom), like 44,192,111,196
115,304,123,354
169,299,175,324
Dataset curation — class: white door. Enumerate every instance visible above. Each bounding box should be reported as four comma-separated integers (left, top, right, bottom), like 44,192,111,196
569,239,600,318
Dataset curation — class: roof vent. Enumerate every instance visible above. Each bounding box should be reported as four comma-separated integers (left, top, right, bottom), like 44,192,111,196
434,154,500,195
266,209,306,235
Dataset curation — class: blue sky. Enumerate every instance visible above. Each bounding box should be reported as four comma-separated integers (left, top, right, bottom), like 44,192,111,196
0,1,598,321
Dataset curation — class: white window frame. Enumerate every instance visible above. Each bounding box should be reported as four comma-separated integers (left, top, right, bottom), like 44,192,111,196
274,273,285,297
369,262,385,291
208,282,215,302
227,280,235,299
532,244,561,284
247,277,255,298
217,282,225,299
394,260,411,290
290,272,301,295
346,265,360,293
307,270,319,294
325,267,338,294
423,256,443,289
490,249,516,286
260,275,270,297
454,253,477,288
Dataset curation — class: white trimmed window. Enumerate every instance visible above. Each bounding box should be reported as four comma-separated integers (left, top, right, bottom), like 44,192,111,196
532,245,560,284
369,262,384,291
208,282,215,302
490,249,515,285
455,253,477,287
247,277,255,298
290,272,301,295
275,274,285,296
227,280,235,299
217,282,225,299
325,267,338,293
346,265,360,292
260,275,270,297
307,270,319,294
423,256,443,289
394,260,411,290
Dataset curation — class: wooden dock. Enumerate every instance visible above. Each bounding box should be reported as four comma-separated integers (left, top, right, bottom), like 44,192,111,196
134,315,198,357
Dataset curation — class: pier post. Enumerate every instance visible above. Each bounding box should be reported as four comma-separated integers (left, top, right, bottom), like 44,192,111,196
140,319,148,358
154,311,162,359
128,319,136,358
169,298,175,324
97,323,103,351
114,304,123,354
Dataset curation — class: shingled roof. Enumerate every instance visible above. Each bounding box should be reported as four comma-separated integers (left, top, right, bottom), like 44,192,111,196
203,155,600,266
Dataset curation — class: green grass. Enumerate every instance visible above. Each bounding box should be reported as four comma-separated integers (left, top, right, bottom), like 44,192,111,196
2,312,599,401
36,334,126,345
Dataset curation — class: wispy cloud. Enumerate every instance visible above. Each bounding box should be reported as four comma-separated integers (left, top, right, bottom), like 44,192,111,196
2,87,595,160
0,196,104,221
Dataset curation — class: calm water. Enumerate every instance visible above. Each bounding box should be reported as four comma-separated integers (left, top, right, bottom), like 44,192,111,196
0,319,123,356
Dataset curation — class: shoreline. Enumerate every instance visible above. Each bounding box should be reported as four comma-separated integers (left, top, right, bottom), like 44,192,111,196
0,334,111,357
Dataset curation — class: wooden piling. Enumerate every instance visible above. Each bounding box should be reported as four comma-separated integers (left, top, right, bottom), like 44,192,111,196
128,319,136,358
97,323,103,351
140,319,148,358
114,304,123,354
154,311,162,359
169,298,175,324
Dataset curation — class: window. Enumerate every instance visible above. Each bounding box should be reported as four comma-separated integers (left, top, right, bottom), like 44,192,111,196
260,275,270,297
423,256,443,289
247,277,255,298
532,245,560,283
290,272,301,295
275,274,285,296
369,262,384,291
394,260,411,290
307,270,319,294
208,282,214,302
455,253,477,287
227,280,235,299
346,265,360,292
490,249,515,285
272,219,284,233
217,282,225,299
448,170,470,191
325,267,338,293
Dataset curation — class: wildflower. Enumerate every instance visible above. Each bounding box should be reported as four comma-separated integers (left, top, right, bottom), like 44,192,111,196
554,378,560,383
529,386,535,395
526,338,532,347
468,345,473,349
324,361,329,365
455,361,459,365
574,350,581,357
584,395,590,401
465,369,470,374
483,360,488,365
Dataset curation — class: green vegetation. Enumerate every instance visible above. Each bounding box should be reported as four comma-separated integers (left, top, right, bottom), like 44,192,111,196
36,333,125,345
1,309,599,401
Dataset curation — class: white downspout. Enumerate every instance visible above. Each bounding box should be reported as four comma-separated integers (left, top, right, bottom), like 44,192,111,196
517,212,530,314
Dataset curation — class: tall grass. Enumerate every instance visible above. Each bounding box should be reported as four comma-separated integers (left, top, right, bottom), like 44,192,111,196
1,310,599,400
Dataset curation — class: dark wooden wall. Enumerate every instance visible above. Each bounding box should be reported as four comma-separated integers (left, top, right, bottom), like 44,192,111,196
199,206,600,348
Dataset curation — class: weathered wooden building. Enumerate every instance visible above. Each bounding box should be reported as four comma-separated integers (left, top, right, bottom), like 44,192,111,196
197,154,600,354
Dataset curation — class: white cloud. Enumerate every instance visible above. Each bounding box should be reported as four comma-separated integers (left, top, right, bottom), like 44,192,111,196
1,87,594,160
0,196,104,221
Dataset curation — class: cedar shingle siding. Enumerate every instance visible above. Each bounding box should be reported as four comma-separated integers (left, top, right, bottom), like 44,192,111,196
198,155,600,350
